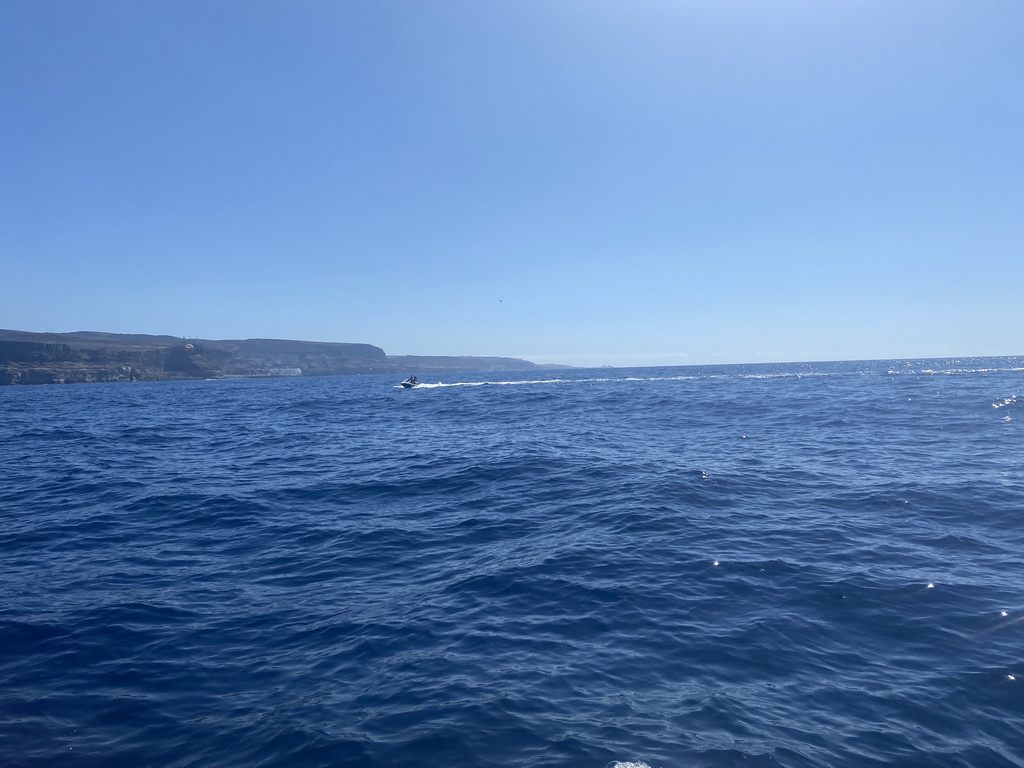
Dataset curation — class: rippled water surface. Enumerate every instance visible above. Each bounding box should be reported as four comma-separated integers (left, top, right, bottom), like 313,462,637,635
2,358,1023,767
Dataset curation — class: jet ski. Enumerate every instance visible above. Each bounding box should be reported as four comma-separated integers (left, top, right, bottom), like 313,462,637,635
400,376,420,388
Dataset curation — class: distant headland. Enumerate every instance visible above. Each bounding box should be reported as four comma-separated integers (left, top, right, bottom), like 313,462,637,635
0,329,568,385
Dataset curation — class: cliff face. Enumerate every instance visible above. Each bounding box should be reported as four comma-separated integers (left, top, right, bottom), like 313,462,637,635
0,329,557,385
0,338,169,384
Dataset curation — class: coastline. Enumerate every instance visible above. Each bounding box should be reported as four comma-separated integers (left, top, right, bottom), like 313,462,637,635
0,328,565,385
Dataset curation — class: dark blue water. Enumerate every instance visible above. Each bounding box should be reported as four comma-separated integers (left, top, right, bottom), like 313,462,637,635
2,358,1023,768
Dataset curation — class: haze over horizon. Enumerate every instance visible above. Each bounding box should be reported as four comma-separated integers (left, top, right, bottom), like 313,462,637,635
3,1,1021,368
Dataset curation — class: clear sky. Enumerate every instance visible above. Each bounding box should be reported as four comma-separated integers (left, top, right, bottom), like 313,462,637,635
2,1,1021,367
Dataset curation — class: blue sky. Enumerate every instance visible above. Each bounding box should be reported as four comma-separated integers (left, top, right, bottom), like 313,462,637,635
2,1,1021,367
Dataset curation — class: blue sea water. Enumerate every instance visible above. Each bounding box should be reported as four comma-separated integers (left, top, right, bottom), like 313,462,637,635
2,357,1023,768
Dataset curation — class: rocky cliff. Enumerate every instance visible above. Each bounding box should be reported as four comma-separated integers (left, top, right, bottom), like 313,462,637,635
0,329,558,385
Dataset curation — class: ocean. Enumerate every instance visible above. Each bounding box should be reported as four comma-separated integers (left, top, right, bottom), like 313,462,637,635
2,357,1022,768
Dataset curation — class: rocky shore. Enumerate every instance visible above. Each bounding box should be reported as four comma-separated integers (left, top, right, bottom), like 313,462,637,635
0,330,562,385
